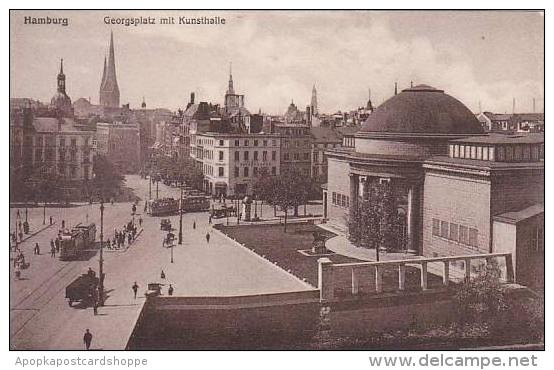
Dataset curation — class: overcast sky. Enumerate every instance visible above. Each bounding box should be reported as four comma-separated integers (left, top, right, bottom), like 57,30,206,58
10,10,544,114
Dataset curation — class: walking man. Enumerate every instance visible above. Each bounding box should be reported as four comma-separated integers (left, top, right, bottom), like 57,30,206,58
193,221,196,230
208,215,212,224
132,282,139,299
83,329,93,350
49,216,53,225
50,243,56,258
205,232,210,244
168,284,174,296
34,243,40,255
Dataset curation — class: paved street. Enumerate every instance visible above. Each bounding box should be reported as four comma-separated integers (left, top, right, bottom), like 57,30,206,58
10,175,310,350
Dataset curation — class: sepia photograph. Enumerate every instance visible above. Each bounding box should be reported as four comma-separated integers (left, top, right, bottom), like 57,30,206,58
7,7,545,360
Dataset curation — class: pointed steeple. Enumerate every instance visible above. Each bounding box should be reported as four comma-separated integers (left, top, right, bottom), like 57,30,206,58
99,31,120,107
227,62,235,95
57,58,66,93
311,84,318,115
366,87,374,112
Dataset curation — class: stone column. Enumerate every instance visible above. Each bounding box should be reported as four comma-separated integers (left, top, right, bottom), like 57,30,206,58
318,258,334,302
406,184,417,252
348,173,359,229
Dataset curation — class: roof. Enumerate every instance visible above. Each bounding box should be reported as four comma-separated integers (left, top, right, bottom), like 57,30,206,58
359,84,483,136
451,133,544,145
32,117,94,133
336,125,360,136
309,127,342,143
493,204,544,224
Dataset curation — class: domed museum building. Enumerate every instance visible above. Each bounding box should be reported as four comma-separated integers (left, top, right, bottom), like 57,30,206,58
323,85,544,288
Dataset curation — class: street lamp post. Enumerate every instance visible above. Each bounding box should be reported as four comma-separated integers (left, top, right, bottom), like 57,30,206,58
149,175,152,200
98,201,105,306
178,182,183,245
171,241,174,263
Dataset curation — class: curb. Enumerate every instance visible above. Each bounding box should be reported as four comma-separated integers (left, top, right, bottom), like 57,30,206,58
16,222,56,244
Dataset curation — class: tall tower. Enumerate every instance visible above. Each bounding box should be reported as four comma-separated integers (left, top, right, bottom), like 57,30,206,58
311,84,318,116
50,58,72,116
99,31,120,107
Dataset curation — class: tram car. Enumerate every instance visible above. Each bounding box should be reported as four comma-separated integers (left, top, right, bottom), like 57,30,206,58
59,223,96,261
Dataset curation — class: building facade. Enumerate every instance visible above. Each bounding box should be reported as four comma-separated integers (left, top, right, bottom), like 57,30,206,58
196,132,281,197
323,84,544,287
96,122,141,173
273,123,312,176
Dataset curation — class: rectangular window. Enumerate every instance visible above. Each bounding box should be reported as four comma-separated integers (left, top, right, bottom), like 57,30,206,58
469,228,478,247
272,151,277,160
254,151,259,161
470,146,476,159
262,151,268,161
235,140,240,147
219,151,224,161
254,140,259,147
432,219,440,236
465,146,471,158
245,140,249,147
483,147,489,161
497,147,505,161
449,145,454,158
459,145,465,159
271,166,276,175
218,167,224,177
303,152,309,160
272,139,276,146
346,196,349,208
459,226,468,245
314,152,319,162
523,146,531,161
234,167,239,177
514,146,522,161
71,138,77,147
440,221,449,238
244,167,249,177
244,151,249,160
477,146,483,160
219,140,224,146
253,167,258,177
234,151,239,161
449,223,459,241
506,146,514,161
284,153,290,160
293,153,300,160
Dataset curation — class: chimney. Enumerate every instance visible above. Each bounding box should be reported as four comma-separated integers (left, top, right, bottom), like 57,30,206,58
190,92,195,105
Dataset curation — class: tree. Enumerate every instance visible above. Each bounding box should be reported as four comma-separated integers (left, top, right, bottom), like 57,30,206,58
347,181,397,261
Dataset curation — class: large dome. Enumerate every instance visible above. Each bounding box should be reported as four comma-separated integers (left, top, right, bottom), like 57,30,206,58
359,85,483,136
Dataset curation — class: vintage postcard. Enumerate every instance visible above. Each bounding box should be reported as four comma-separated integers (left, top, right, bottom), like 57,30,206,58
8,9,544,358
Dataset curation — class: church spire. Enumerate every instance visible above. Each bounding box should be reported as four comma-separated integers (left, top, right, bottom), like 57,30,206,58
227,62,235,95
99,31,120,107
57,58,66,93
311,84,318,115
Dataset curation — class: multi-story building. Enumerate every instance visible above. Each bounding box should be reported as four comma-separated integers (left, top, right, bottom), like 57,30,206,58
309,127,342,179
96,122,141,173
196,132,281,197
272,123,312,176
477,112,544,132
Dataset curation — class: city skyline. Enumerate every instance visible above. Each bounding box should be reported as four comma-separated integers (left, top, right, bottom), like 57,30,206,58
10,10,544,114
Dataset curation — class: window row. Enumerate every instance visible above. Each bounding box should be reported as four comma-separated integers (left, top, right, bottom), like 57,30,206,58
283,152,310,161
432,218,479,248
332,192,350,208
449,143,543,162
233,166,277,177
232,139,277,147
233,150,277,161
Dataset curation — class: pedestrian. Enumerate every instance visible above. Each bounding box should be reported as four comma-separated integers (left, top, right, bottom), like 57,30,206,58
209,215,212,224
193,221,196,230
168,284,174,296
34,243,40,255
205,232,210,244
50,239,55,250
160,270,166,279
55,238,60,252
83,329,93,350
50,244,56,258
128,233,132,245
49,216,53,225
61,220,65,229
132,282,139,299
139,217,143,227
